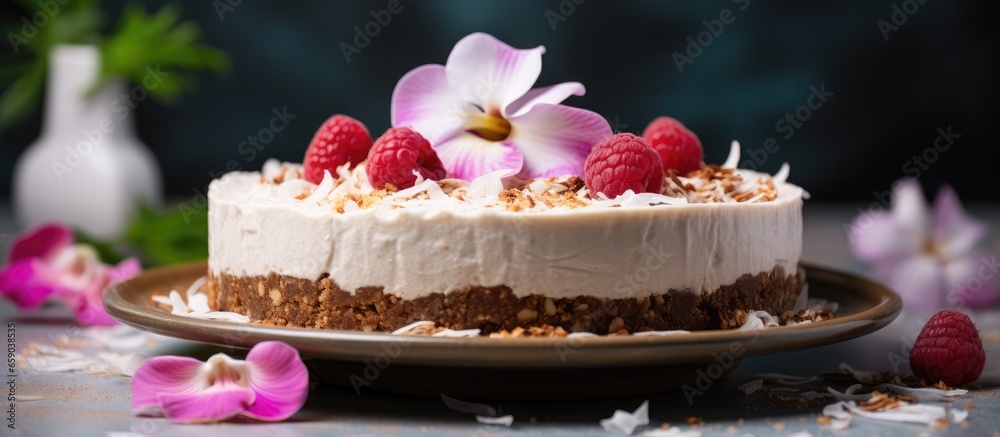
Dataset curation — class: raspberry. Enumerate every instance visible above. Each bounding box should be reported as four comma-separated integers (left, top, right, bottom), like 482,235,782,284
583,133,663,198
641,116,703,175
909,310,985,386
366,127,447,190
303,114,373,184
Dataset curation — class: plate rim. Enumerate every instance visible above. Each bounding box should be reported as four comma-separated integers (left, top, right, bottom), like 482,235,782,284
104,261,901,368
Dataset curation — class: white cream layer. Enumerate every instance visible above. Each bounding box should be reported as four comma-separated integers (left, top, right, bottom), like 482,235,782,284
208,170,804,300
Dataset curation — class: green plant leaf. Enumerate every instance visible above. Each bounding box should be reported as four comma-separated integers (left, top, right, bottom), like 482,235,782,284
124,203,208,267
94,3,228,101
0,61,45,132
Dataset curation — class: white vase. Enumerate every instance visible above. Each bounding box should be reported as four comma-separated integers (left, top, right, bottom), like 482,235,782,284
13,44,162,238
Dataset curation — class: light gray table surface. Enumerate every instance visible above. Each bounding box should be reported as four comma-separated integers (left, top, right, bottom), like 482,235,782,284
1,203,998,437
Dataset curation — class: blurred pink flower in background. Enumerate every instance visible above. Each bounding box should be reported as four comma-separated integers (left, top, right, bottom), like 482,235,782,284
0,224,141,326
848,179,997,311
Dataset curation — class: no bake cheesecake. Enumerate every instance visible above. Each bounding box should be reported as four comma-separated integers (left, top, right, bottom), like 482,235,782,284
205,33,806,334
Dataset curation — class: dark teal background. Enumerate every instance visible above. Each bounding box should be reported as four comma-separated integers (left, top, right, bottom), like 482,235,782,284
2,0,997,201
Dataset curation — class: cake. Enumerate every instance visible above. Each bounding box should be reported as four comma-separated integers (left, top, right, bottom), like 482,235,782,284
206,33,806,334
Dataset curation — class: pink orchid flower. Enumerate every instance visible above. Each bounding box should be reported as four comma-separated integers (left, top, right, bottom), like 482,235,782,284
0,224,141,326
391,32,613,181
131,341,309,423
848,179,997,311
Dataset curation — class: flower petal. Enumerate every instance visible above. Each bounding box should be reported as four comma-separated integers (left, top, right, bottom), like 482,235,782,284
390,64,466,144
8,224,73,263
0,260,60,308
445,32,543,113
943,252,999,309
131,356,207,409
242,341,309,421
891,179,931,242
877,255,946,312
505,82,585,117
847,210,922,262
74,289,119,326
506,103,612,179
108,258,142,284
434,134,524,181
933,185,988,259
158,384,256,424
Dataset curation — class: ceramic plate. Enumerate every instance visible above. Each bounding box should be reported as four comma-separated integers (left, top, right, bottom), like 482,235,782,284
104,262,900,399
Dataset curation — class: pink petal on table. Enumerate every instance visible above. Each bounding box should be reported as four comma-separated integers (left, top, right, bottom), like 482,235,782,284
506,103,612,179
434,134,524,181
242,341,309,421
0,260,60,308
445,33,544,113
505,82,585,117
8,224,73,263
158,383,256,424
391,64,466,144
933,185,988,259
131,356,207,409
847,210,922,262
943,251,999,309
879,254,946,311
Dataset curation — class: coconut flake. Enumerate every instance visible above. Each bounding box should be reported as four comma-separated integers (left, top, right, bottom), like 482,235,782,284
432,328,481,338
823,399,966,427
392,320,436,335
303,170,335,204
600,400,649,435
476,415,514,426
739,311,780,330
153,278,249,323
567,332,599,338
261,159,283,181
441,394,499,416
276,179,314,200
739,379,764,395
772,162,791,184
633,330,691,337
721,141,740,169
